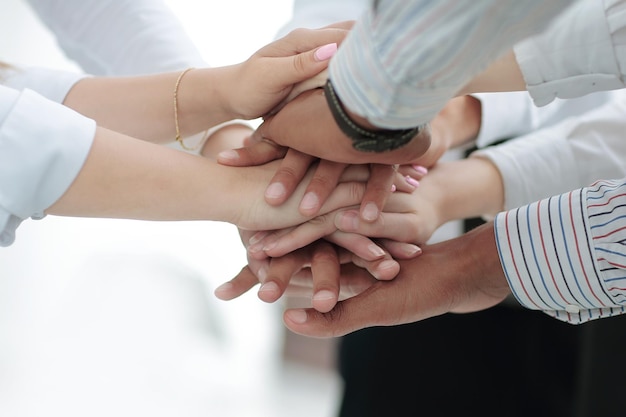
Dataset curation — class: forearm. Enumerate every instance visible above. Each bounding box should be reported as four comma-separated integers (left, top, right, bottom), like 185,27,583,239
330,1,568,128
63,68,233,144
46,126,238,222
47,126,368,230
422,158,504,225
459,50,526,96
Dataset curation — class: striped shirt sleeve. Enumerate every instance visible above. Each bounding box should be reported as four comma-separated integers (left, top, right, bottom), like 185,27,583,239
328,0,574,129
494,178,626,324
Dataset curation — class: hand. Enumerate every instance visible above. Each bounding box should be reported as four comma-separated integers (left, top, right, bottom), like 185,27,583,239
252,89,432,165
410,96,483,167
228,160,372,231
219,139,419,222
246,205,422,262
215,238,403,313
225,23,353,120
247,164,431,259
282,222,512,338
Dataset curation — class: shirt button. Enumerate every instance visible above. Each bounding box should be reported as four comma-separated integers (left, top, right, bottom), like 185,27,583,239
565,304,580,314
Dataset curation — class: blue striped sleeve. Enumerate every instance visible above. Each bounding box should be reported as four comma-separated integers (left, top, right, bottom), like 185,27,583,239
329,0,573,129
495,178,626,324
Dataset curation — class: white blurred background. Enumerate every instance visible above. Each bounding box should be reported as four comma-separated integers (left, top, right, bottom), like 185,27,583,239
0,1,342,416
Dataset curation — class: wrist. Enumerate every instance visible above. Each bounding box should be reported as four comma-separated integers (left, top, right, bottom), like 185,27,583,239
323,79,422,153
431,96,482,149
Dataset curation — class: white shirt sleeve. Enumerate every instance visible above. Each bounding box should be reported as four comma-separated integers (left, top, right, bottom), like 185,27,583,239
0,86,95,247
474,91,617,148
329,0,573,129
474,91,626,211
1,66,88,103
515,0,626,106
25,0,206,75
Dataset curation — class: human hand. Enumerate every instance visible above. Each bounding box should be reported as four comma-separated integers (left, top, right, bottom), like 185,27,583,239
220,140,409,221
249,89,432,165
215,238,403,313
227,160,372,231
282,222,511,338
225,23,353,120
245,163,431,259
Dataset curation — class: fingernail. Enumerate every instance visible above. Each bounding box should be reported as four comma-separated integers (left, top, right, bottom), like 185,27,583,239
249,231,268,246
412,165,428,175
300,192,319,212
265,182,286,200
218,149,239,161
313,290,335,302
368,244,386,258
380,260,398,270
362,202,379,222
285,309,308,324
314,43,337,61
405,175,420,188
336,211,359,230
214,282,233,294
259,281,279,295
257,265,268,282
391,184,397,192
262,239,278,253
248,242,263,254
404,244,422,257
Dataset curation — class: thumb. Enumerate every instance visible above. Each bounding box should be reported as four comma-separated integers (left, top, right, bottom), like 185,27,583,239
217,139,287,167
279,42,337,86
283,268,395,338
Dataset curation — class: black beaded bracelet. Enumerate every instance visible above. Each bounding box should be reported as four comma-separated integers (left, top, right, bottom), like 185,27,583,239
323,79,421,153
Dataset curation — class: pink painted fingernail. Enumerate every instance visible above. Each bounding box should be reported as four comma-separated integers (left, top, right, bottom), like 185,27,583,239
285,309,308,324
265,182,286,200
412,165,428,175
405,175,420,188
314,43,337,61
391,184,397,192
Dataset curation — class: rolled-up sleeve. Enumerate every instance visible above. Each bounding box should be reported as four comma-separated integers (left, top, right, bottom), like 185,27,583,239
495,177,626,324
329,0,572,129
0,86,95,246
515,0,626,106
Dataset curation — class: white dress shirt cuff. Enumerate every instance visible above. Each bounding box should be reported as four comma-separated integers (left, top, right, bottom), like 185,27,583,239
515,0,626,107
0,88,95,246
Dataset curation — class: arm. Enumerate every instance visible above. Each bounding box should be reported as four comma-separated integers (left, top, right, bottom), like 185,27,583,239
462,0,626,105
473,92,626,211
278,165,626,337
282,221,511,338
46,125,372,231
61,28,342,144
250,1,569,166
495,179,626,324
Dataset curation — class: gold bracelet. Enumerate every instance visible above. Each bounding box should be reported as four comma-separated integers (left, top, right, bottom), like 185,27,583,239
173,67,198,151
